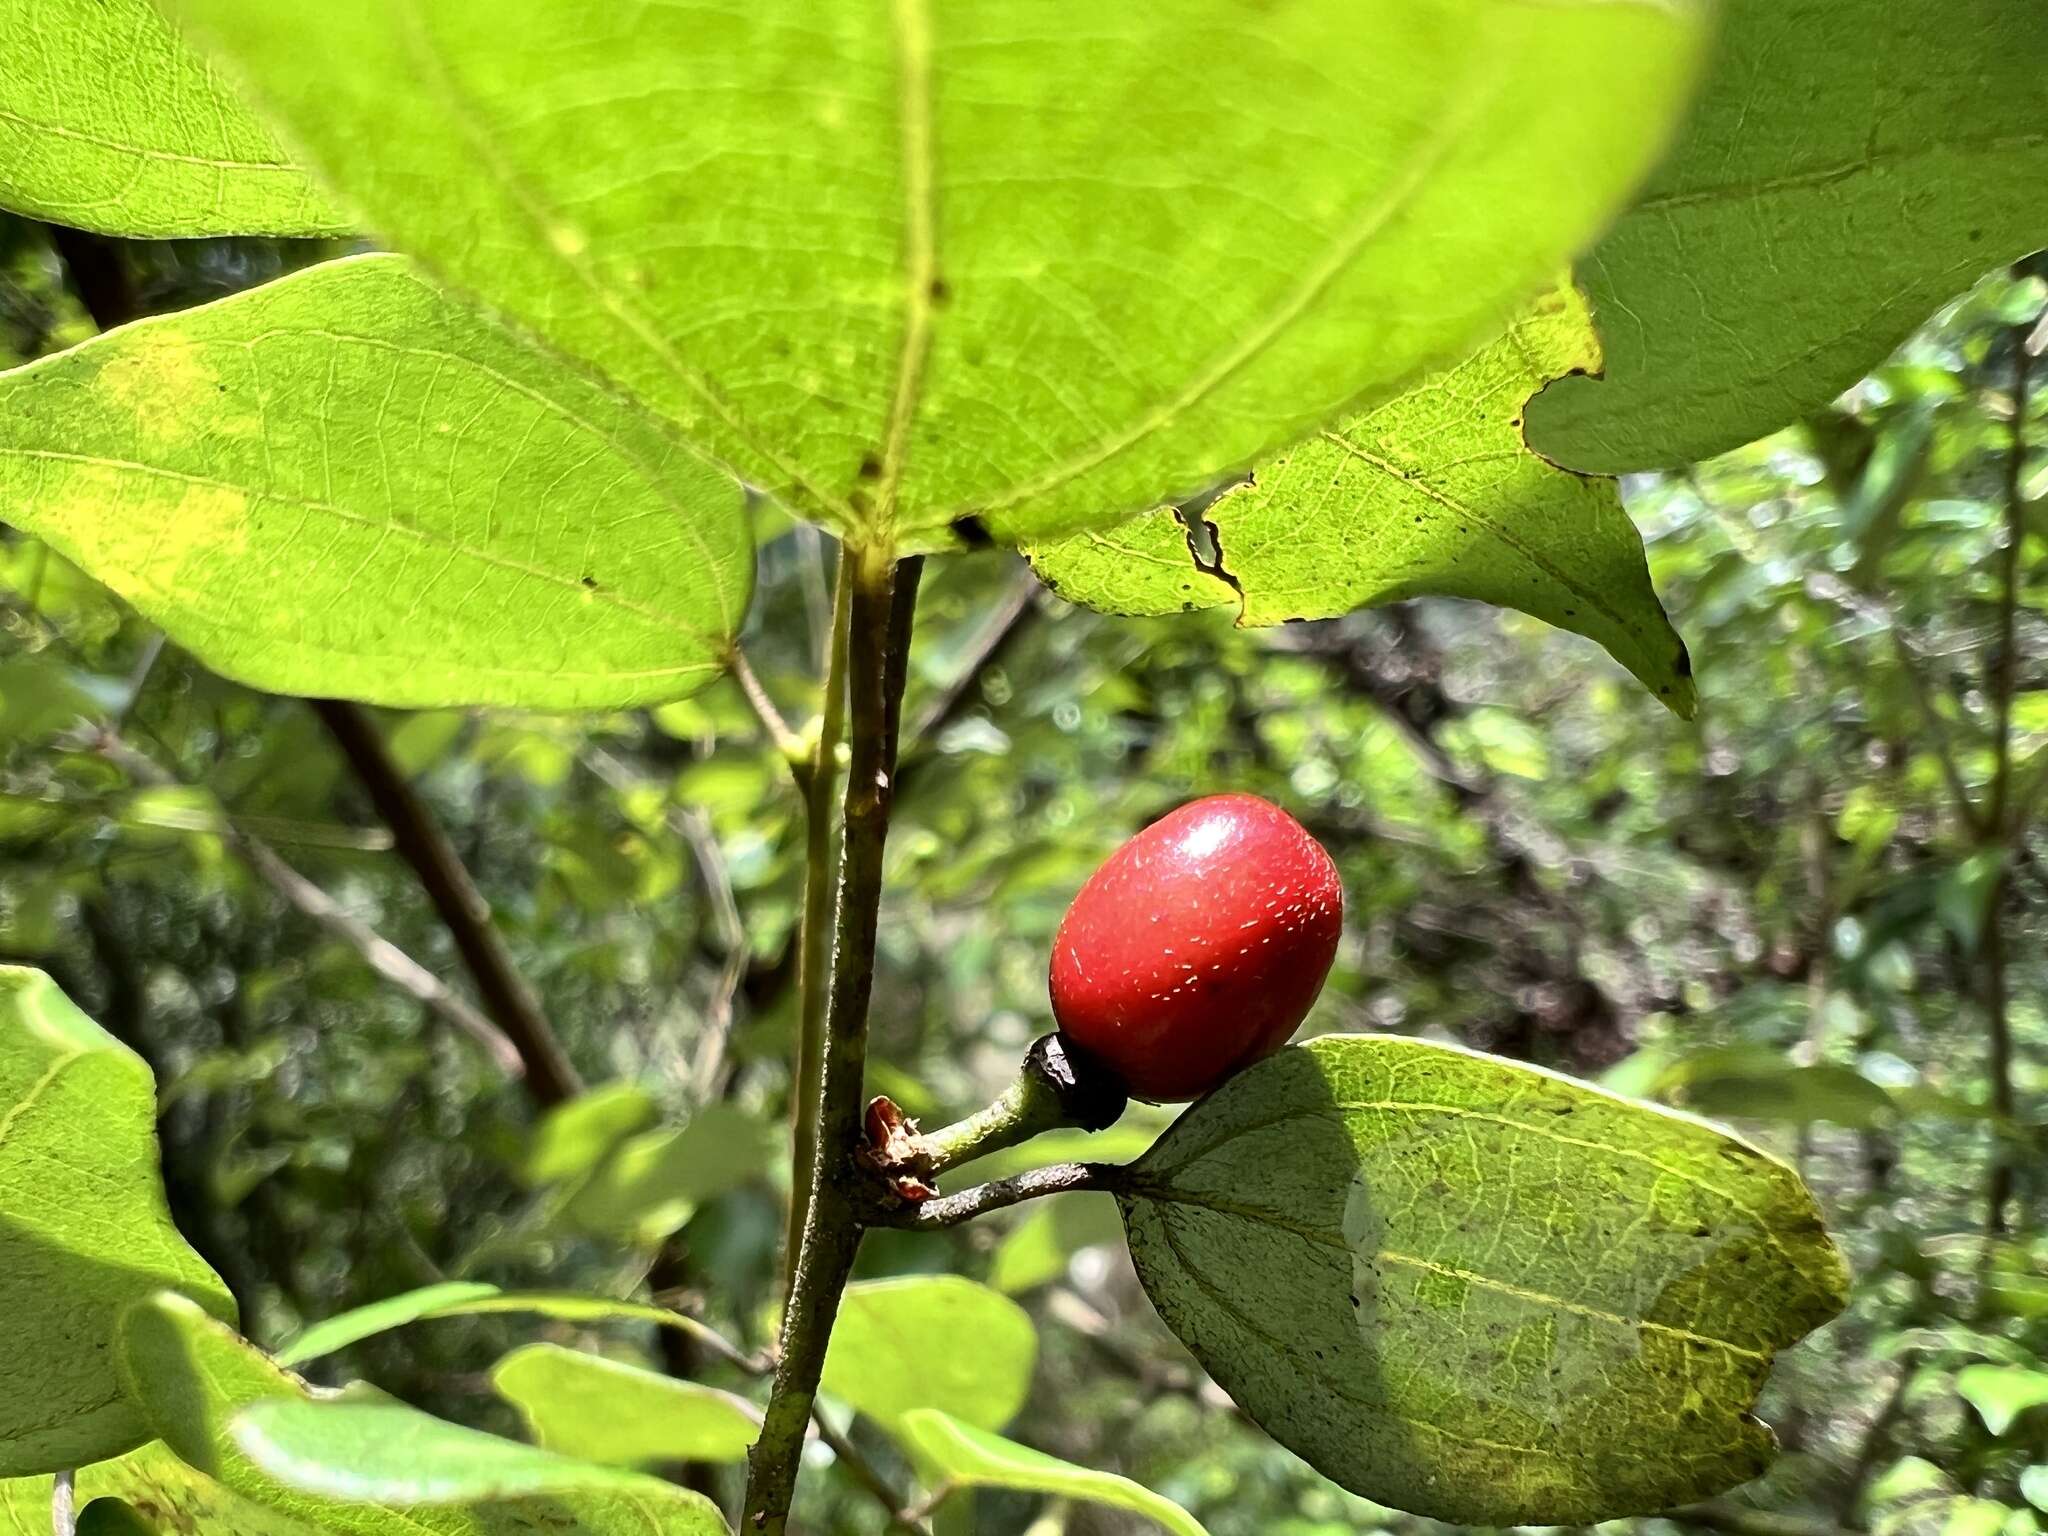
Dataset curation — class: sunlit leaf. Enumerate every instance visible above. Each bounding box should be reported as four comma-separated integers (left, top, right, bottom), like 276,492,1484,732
821,1276,1036,1434
162,0,1707,547
0,967,233,1475
1028,287,1695,714
490,1344,759,1466
1109,1035,1849,1524
0,255,752,710
895,1409,1208,1536
117,1292,727,1536
0,0,346,237
274,1284,730,1368
1959,1366,2048,1438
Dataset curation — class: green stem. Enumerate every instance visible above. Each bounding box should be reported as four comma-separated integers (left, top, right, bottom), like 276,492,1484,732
912,1075,1071,1176
785,544,854,1298
744,550,922,1535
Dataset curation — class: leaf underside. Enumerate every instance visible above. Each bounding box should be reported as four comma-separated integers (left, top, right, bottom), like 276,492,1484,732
1523,0,2048,474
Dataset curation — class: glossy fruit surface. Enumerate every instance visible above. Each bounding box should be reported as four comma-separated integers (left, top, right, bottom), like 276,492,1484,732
1049,793,1342,1101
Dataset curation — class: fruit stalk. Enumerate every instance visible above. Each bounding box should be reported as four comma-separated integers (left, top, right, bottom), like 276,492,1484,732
744,551,921,1534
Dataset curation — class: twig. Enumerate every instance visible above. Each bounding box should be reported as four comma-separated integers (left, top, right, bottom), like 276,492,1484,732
1802,573,1986,837
51,1470,74,1536
310,699,580,1109
731,647,808,767
90,728,525,1080
904,559,1040,754
809,1411,934,1536
744,553,922,1535
861,1163,1112,1230
675,804,748,1099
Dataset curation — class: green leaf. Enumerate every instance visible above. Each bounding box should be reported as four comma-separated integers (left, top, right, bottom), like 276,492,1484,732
559,1103,779,1243
1655,1048,1899,1130
162,0,1708,547
275,1282,500,1367
990,1193,1125,1296
0,1442,325,1536
1028,287,1695,714
274,1284,726,1368
490,1344,759,1466
116,1292,727,1536
0,254,752,711
1109,1035,1849,1525
1524,0,2048,473
522,1084,659,1188
895,1409,1208,1536
0,967,233,1476
1958,1366,2048,1438
229,1400,704,1506
821,1276,1036,1434
0,0,347,237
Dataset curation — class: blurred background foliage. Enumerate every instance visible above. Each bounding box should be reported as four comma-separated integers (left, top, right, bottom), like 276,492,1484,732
2,213,2045,1536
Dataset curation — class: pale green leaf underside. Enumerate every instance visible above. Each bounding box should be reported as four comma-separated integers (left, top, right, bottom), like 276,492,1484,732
229,1401,709,1506
117,1293,727,1536
0,255,752,710
1524,0,2048,474
0,0,346,237
0,968,233,1476
1028,288,1696,715
491,1344,760,1467
820,1276,1037,1434
896,1409,1208,1536
1116,1035,1849,1526
275,1284,724,1368
163,0,1707,548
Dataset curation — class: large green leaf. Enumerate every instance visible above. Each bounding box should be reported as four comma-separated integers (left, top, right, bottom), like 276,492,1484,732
490,1344,759,1466
228,1401,713,1506
0,255,751,709
116,1293,728,1536
1958,1366,2048,1438
895,1409,1207,1536
0,1442,323,1536
1106,1035,1849,1525
161,0,1707,549
0,967,233,1476
820,1276,1035,1434
0,0,346,237
1028,287,1695,714
1523,0,2048,473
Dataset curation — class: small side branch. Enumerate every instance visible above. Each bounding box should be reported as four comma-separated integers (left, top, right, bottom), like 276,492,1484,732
310,699,581,1109
862,1163,1114,1230
92,729,525,1081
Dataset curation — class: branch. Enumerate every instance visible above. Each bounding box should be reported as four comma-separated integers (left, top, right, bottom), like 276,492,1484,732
310,699,581,1109
744,553,922,1535
91,729,526,1081
809,1412,934,1536
730,647,809,768
903,558,1041,757
861,1163,1112,1230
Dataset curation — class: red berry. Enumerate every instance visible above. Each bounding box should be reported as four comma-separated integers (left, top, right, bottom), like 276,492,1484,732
1048,793,1342,1101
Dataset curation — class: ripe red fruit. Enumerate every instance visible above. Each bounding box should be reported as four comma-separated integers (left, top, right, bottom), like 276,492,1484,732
1049,793,1342,1101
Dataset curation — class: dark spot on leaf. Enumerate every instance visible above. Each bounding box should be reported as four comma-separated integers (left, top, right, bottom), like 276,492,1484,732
951,514,993,549
857,453,882,480
580,575,598,590
1970,229,1984,242
1674,641,1693,678
928,276,951,304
